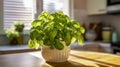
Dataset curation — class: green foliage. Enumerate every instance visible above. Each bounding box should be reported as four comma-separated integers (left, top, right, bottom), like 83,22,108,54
5,29,19,40
28,11,85,50
14,21,25,32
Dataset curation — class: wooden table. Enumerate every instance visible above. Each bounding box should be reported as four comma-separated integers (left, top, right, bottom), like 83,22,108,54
0,50,120,67
0,45,41,55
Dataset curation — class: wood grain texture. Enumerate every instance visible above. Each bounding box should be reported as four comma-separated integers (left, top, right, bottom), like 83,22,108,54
0,49,41,55
0,50,120,67
0,45,41,55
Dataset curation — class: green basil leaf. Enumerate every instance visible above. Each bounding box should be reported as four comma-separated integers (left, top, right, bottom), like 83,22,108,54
54,41,64,50
80,27,85,34
78,35,84,45
71,37,76,44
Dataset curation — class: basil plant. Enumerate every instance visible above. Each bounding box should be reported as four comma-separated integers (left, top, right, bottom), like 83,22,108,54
28,11,85,50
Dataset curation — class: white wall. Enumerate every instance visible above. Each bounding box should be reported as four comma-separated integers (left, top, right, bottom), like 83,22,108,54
74,0,89,25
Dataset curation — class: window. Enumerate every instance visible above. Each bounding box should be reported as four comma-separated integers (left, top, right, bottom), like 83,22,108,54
43,0,63,13
3,0,36,30
43,0,71,16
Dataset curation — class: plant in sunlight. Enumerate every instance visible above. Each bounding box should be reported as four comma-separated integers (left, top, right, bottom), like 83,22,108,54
28,11,85,50
5,29,19,45
13,21,25,32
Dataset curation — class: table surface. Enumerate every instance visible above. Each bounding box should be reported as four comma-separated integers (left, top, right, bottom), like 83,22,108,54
0,50,120,67
0,45,41,55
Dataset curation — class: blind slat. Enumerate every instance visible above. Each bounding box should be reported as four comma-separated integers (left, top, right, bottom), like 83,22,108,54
4,10,32,13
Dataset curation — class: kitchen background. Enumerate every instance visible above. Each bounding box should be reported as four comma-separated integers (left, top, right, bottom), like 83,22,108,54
0,0,120,45
74,0,120,41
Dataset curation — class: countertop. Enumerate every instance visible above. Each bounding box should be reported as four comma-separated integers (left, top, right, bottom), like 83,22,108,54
0,50,120,67
0,45,41,55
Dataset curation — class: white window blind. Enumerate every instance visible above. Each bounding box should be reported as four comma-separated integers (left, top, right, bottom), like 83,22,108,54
43,0,70,16
3,0,35,30
43,0,63,13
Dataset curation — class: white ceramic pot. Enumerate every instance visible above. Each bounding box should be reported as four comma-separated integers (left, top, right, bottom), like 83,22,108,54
42,45,70,62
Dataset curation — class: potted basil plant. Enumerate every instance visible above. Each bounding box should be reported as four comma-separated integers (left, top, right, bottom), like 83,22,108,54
28,11,85,62
13,21,25,44
5,29,19,45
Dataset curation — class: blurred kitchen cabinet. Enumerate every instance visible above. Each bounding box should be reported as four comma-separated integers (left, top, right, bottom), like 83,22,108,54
86,0,107,15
